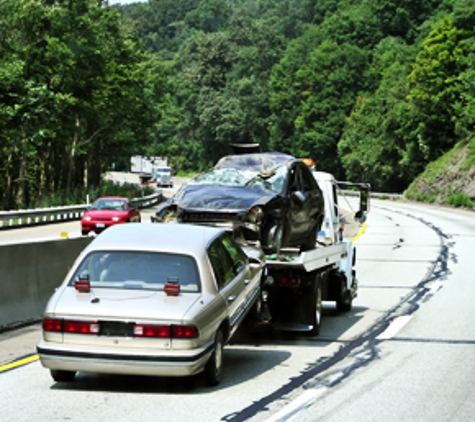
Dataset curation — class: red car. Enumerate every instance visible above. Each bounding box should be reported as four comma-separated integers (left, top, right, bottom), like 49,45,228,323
81,197,141,236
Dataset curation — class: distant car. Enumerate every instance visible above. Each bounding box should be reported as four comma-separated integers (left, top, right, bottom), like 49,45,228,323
37,223,264,386
81,197,141,236
154,152,325,254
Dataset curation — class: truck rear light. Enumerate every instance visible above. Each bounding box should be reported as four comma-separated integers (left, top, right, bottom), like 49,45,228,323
134,324,171,338
43,318,62,332
64,320,99,334
280,276,298,285
172,325,199,339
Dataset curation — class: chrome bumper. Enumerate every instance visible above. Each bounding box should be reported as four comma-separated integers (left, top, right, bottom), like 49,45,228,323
37,339,214,377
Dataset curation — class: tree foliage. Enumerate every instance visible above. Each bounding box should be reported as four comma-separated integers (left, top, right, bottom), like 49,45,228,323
4,0,475,209
0,0,173,209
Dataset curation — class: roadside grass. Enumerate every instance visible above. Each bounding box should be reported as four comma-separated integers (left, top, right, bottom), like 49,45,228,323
406,141,475,209
415,194,436,203
443,193,474,208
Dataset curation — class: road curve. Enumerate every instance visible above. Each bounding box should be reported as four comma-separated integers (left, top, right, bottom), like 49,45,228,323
1,200,474,422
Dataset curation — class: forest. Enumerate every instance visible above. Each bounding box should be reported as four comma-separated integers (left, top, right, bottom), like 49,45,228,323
1,0,474,209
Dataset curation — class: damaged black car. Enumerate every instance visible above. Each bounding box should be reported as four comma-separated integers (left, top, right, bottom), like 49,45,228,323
154,151,325,254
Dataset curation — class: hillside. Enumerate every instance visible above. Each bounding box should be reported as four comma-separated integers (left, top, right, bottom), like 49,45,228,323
405,141,475,209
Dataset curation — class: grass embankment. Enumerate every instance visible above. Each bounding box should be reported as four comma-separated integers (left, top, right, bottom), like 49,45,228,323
405,140,475,208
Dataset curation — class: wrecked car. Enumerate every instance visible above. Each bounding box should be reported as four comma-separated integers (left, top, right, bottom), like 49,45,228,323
154,151,325,254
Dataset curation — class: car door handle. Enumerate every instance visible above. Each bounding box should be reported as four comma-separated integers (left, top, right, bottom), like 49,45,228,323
228,295,237,302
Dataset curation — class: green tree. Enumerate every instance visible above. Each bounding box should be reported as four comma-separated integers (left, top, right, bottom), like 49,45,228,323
407,13,473,160
0,0,173,209
270,34,369,176
339,37,421,191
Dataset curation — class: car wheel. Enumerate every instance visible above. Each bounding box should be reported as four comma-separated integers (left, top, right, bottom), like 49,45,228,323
204,329,224,387
263,220,283,255
81,230,88,236
50,370,76,382
309,275,322,336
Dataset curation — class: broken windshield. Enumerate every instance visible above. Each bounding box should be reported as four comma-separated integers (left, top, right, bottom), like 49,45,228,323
189,166,286,194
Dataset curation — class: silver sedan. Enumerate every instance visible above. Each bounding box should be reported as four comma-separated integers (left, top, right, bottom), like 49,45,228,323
37,223,264,386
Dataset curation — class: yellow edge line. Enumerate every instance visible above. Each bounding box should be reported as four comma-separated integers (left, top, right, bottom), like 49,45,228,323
351,222,367,243
0,354,39,373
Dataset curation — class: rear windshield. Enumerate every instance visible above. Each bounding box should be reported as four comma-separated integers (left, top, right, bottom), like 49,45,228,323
69,251,200,292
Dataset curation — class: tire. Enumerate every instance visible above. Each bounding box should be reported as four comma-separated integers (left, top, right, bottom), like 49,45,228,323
262,220,283,255
308,276,322,336
336,271,354,312
204,329,224,387
50,370,76,382
81,230,88,236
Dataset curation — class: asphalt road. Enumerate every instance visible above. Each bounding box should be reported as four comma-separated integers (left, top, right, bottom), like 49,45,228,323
2,199,474,421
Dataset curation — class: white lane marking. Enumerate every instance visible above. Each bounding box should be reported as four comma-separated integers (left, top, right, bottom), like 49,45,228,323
265,387,328,422
376,315,413,340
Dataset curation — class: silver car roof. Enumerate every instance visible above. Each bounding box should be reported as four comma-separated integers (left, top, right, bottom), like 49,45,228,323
83,223,224,255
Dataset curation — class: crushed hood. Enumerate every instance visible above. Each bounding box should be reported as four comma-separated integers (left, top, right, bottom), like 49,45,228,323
172,185,276,211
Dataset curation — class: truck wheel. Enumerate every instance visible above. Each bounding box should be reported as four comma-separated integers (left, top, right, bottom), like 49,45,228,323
204,329,224,387
336,271,354,312
336,291,353,312
309,277,322,336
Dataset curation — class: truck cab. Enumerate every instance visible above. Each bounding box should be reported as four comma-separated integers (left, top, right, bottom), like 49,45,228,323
154,167,173,188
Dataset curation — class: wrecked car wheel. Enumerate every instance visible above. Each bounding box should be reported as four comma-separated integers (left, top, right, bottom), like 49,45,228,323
262,220,283,255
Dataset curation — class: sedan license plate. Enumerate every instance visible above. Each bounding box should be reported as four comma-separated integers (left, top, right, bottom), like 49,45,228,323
100,321,135,337
96,223,105,228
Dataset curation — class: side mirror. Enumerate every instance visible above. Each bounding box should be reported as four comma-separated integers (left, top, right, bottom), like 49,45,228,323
355,184,370,223
355,210,366,224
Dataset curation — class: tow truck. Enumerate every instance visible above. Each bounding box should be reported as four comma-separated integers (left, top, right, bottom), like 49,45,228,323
258,170,370,335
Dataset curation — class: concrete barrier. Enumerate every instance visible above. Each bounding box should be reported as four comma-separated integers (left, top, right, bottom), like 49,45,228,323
0,237,92,330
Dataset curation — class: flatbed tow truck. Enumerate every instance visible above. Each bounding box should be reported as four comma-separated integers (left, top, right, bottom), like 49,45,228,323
257,171,370,335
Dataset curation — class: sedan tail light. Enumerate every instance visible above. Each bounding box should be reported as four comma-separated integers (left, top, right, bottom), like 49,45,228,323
134,324,171,338
172,325,199,338
64,320,99,334
42,318,198,339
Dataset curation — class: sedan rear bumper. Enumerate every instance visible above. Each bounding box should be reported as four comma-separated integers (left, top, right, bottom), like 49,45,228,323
37,340,214,377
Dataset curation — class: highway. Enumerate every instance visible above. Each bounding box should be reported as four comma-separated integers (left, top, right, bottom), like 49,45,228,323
1,199,474,421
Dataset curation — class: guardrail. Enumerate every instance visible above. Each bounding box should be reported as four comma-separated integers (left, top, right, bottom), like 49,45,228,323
340,189,403,200
0,191,163,229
